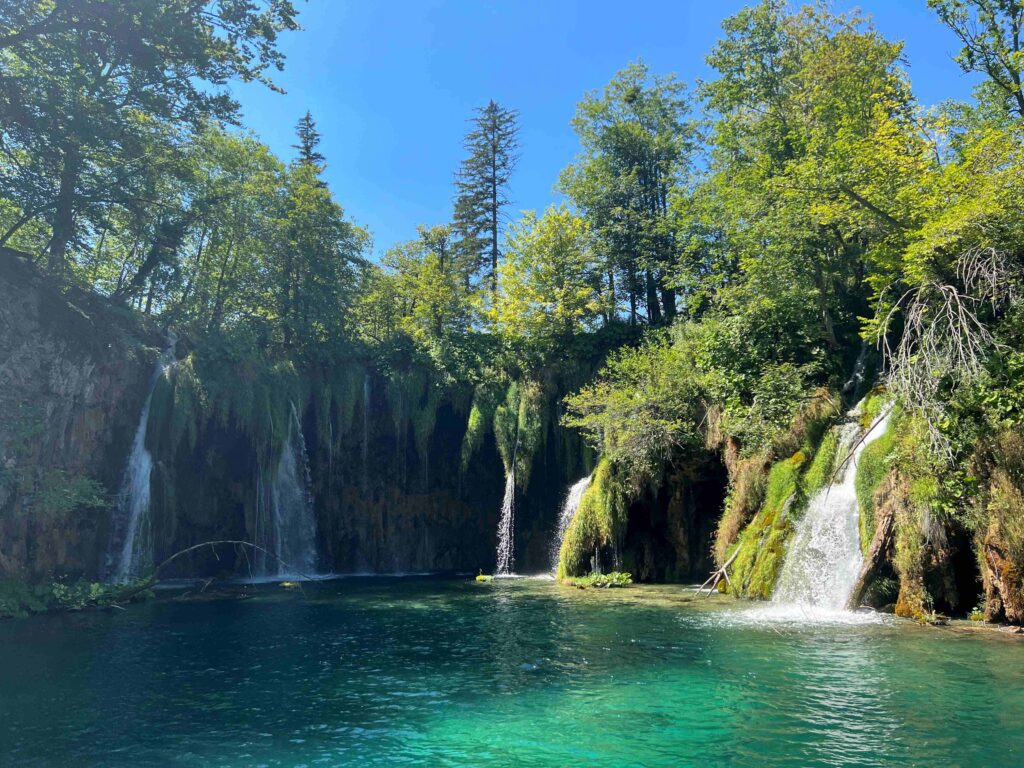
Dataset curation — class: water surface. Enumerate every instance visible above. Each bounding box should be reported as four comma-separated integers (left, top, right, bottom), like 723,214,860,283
1,577,1021,767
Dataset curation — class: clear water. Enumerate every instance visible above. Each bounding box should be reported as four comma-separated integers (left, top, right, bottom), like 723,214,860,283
1,577,1022,767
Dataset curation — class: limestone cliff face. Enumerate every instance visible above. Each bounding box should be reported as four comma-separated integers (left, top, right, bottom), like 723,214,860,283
145,377,595,578
0,252,669,582
0,251,159,579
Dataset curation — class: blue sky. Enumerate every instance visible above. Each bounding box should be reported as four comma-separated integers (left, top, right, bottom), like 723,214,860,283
231,1,978,258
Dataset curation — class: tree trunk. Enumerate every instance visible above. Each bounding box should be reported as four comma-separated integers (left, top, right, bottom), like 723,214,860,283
48,146,80,276
660,274,676,322
847,494,895,609
490,142,499,295
645,268,661,325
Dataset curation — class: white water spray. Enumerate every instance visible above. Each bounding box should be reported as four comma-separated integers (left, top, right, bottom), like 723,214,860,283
496,471,516,575
772,400,891,611
104,334,177,584
253,403,319,577
552,476,591,573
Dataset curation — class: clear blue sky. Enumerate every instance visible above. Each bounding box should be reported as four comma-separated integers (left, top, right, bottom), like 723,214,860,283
231,0,978,258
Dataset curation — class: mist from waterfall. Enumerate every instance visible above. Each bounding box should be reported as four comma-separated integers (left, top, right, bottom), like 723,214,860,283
552,476,591,573
252,403,319,578
495,471,516,575
772,400,892,611
104,335,177,584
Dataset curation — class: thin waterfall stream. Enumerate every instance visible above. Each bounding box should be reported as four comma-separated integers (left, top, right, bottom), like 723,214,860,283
551,476,591,573
103,334,177,584
495,471,516,575
772,399,892,611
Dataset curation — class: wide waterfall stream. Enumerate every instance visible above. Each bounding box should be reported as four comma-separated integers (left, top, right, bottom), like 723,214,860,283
771,402,892,614
251,404,319,578
103,336,177,584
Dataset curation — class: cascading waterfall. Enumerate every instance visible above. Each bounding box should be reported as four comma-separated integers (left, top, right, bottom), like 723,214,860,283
104,334,177,584
772,400,892,610
495,471,516,575
252,403,319,578
551,476,591,573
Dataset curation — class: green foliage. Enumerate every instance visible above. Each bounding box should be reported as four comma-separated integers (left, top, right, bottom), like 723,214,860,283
563,331,703,479
26,470,105,520
0,578,149,619
567,572,633,588
488,205,604,349
0,580,52,618
560,59,694,326
0,0,299,275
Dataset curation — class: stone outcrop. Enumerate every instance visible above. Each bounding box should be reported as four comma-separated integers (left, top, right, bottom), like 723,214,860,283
0,250,159,578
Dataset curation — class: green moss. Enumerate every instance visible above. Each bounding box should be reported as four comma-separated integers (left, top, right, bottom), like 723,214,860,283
802,429,839,497
858,388,888,430
460,382,501,471
727,412,864,599
149,346,311,466
729,455,802,598
493,381,520,474
855,426,893,552
557,458,630,580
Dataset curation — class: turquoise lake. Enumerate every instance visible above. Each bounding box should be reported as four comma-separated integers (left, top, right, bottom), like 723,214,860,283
1,576,1022,767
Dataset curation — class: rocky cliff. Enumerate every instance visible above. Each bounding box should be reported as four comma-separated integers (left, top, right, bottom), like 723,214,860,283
0,249,160,579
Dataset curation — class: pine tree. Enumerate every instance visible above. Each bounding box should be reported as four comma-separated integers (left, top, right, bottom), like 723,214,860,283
293,111,326,169
452,101,520,293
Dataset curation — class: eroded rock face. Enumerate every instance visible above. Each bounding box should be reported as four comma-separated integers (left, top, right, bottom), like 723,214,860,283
0,252,158,579
1,252,707,582
981,465,1024,623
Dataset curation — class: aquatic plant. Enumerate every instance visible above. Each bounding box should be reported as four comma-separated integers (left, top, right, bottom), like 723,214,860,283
567,572,632,588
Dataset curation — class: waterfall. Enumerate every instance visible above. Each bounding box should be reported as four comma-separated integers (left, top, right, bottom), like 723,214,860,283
362,372,370,493
551,476,591,573
253,403,319,578
104,335,177,584
495,471,516,575
772,401,892,610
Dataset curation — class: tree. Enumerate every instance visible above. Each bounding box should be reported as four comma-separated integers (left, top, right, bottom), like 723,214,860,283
381,225,471,343
701,2,925,358
488,205,602,345
930,0,1024,119
559,61,693,326
0,0,299,276
452,100,520,293
293,111,326,170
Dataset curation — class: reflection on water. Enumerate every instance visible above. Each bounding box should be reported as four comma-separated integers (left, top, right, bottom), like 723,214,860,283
0,578,1022,767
